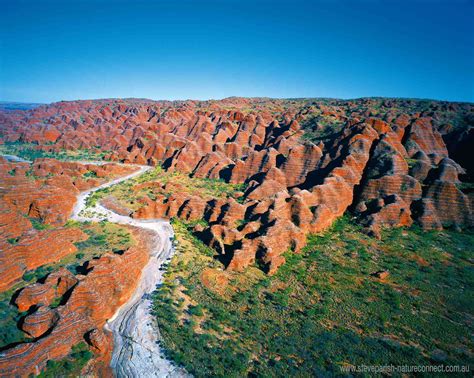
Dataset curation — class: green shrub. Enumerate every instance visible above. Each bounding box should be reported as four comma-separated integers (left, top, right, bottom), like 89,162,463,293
0,291,26,349
83,170,98,178
30,218,52,230
7,237,20,245
188,304,204,316
38,342,93,377
22,265,54,282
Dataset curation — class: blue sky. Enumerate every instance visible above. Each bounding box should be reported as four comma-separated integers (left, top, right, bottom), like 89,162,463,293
0,0,473,103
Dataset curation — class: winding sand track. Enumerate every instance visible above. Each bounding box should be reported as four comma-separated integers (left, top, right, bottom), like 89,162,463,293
70,164,189,377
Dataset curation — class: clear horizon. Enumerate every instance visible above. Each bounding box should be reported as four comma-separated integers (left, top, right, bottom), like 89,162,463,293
1,0,473,103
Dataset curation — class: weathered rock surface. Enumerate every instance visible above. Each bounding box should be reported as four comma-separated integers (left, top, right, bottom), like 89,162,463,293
0,227,152,377
1,97,473,274
0,158,137,292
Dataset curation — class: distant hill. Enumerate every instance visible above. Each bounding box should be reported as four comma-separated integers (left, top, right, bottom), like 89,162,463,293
0,102,44,111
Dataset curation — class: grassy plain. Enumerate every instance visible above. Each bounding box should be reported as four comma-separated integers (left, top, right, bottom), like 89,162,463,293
0,141,109,161
86,165,245,211
152,218,474,376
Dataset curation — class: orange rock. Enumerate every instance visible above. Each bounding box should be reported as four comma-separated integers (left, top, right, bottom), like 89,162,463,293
280,143,322,187
0,228,152,377
21,306,59,338
200,268,229,295
0,98,472,282
0,228,87,292
372,270,390,280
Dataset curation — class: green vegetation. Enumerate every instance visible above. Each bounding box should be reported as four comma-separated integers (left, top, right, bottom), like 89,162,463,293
0,141,110,162
300,114,345,143
30,218,53,231
404,157,419,169
22,265,55,283
69,221,134,271
83,170,98,178
0,289,27,349
457,181,474,193
186,219,209,228
7,237,20,245
38,342,93,377
153,217,474,376
86,165,245,211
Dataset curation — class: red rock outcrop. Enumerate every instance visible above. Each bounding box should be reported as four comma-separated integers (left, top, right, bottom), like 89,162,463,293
0,159,137,292
1,97,472,276
0,227,153,377
21,306,60,338
0,227,87,292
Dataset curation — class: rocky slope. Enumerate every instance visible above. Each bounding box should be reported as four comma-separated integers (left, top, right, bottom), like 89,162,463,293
0,157,136,291
0,158,149,376
1,98,472,275
0,228,153,376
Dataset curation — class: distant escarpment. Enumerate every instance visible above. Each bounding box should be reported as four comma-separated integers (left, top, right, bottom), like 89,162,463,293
1,97,473,274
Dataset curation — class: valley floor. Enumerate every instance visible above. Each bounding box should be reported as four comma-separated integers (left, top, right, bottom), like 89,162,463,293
153,218,474,376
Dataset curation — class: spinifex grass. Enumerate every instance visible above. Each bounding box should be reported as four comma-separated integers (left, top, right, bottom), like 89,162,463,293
0,141,110,162
152,217,474,377
86,165,245,211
